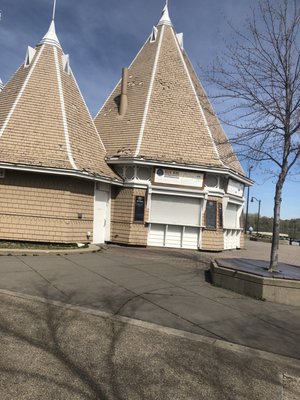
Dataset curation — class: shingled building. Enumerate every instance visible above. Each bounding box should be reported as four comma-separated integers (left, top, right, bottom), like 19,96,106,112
0,19,120,244
94,4,250,250
0,3,250,250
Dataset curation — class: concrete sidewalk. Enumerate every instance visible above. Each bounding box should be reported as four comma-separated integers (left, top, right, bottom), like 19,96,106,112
0,290,299,400
0,241,299,360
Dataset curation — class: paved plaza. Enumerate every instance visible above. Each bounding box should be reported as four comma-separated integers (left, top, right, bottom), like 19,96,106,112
0,240,299,357
0,240,299,399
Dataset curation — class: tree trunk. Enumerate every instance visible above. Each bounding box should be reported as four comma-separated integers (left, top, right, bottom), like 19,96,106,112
269,180,283,272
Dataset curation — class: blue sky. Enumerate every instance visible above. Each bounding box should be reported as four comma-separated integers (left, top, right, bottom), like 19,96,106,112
0,0,299,220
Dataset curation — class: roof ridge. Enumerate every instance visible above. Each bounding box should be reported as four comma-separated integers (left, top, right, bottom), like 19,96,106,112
70,68,108,154
169,27,222,164
0,45,45,139
134,25,166,157
53,46,77,170
182,52,236,165
0,34,118,180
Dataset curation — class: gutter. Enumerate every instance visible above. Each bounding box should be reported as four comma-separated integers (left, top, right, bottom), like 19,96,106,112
0,163,123,186
106,158,253,186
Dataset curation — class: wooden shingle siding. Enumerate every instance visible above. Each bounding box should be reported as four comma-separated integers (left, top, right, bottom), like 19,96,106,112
0,46,70,169
111,187,148,245
94,22,245,177
0,44,118,181
239,232,245,249
0,66,30,132
201,196,224,250
94,36,158,158
0,171,94,243
201,229,224,251
61,59,116,178
140,26,221,166
183,53,244,175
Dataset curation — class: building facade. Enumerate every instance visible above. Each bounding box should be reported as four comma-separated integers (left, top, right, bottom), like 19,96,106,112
94,5,250,250
0,20,121,244
0,4,251,250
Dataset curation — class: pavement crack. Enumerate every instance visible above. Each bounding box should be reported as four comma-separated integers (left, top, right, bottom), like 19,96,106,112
58,257,225,341
112,289,224,341
15,256,68,299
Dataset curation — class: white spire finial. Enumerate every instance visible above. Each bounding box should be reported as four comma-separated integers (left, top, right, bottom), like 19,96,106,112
52,0,57,21
158,0,172,26
38,0,61,48
39,20,61,48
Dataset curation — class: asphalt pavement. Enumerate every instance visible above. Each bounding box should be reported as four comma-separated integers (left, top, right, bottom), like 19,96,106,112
0,240,299,399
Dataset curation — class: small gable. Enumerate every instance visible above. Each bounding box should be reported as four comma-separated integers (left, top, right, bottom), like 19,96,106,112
150,26,158,43
62,54,70,75
24,46,36,68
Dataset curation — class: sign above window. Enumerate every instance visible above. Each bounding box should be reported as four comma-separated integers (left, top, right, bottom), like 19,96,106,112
153,168,204,188
227,179,244,198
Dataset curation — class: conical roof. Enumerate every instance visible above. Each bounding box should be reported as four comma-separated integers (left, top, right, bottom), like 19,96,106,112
94,5,244,177
0,21,119,182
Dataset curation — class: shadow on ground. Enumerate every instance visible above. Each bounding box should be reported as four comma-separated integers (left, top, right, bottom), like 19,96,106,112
0,286,299,400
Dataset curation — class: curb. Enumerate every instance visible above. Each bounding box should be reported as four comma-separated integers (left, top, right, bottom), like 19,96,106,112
0,243,105,256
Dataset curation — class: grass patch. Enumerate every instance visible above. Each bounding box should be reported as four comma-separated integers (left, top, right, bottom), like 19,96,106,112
0,241,88,250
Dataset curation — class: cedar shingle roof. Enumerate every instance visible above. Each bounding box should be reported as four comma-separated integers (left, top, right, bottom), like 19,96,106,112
0,21,119,182
94,6,245,177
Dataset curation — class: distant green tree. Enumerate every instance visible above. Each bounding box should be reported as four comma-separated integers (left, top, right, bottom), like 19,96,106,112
244,214,300,238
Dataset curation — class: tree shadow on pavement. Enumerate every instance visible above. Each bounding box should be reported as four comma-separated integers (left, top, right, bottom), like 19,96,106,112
0,287,143,400
0,286,300,400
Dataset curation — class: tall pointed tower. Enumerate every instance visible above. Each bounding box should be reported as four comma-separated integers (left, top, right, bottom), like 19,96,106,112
0,11,120,244
95,3,251,250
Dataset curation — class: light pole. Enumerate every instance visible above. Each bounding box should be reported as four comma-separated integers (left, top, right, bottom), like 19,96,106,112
251,196,261,236
244,166,253,233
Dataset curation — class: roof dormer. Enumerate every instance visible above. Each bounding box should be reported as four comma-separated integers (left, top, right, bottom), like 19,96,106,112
24,46,36,68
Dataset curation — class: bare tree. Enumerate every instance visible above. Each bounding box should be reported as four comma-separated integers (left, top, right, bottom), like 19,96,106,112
206,0,300,271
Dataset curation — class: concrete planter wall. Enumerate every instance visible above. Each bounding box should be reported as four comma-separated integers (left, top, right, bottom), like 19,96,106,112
211,261,300,306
